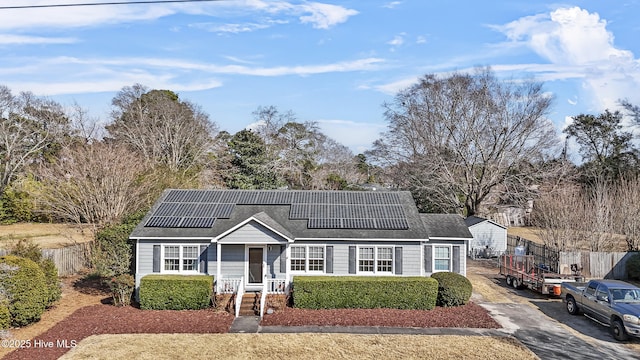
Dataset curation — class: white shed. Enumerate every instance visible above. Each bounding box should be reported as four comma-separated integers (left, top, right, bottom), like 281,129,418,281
464,216,507,258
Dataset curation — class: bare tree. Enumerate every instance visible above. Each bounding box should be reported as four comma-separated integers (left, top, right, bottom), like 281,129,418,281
368,67,560,215
530,186,583,251
107,84,218,173
0,86,71,195
35,142,152,226
612,176,640,251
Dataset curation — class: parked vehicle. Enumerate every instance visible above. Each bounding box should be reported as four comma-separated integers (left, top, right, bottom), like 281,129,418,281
561,279,640,341
499,253,581,295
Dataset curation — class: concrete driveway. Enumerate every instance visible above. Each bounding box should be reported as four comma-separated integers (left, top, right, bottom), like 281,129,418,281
471,259,640,359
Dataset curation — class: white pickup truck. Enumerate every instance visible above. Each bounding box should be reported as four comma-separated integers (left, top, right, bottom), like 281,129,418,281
561,279,640,341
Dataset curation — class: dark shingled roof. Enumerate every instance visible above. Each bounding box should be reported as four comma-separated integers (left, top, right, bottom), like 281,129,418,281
464,215,507,229
420,214,473,239
130,189,433,240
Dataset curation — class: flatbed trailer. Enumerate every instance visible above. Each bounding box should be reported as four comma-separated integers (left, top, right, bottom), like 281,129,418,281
499,254,582,295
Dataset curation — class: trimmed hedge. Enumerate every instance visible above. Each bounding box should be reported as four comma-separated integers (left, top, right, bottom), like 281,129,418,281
293,276,438,310
0,303,10,330
0,255,48,326
139,275,214,310
431,272,473,307
9,239,61,306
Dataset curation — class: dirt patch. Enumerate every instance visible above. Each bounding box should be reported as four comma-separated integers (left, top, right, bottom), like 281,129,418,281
0,223,94,249
60,333,537,360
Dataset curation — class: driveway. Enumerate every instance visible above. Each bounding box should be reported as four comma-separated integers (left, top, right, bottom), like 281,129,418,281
470,259,640,359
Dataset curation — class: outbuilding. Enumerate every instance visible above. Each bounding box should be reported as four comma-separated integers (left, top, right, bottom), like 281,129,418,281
464,215,507,258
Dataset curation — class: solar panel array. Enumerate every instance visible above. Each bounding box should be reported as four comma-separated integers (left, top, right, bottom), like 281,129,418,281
145,189,409,230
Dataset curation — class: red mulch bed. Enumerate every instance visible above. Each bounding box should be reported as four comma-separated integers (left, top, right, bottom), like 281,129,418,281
261,302,501,328
3,301,499,360
3,305,234,360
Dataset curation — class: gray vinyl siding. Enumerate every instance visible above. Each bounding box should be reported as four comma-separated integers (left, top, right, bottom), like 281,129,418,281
424,240,467,276
291,241,423,276
220,244,245,278
267,245,286,278
219,221,287,244
134,239,213,298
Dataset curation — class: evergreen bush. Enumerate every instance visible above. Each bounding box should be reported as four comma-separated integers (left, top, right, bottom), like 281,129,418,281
0,255,48,326
139,275,214,310
431,272,473,307
293,276,438,310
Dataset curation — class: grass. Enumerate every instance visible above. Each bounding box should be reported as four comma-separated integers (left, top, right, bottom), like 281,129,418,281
0,223,94,249
59,334,538,360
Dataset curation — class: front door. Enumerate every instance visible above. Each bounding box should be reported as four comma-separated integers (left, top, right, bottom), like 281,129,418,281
247,247,264,285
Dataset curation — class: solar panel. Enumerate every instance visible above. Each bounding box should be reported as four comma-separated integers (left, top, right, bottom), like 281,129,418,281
154,203,178,217
212,203,234,218
375,218,409,230
308,218,342,229
180,217,215,228
146,216,182,227
342,218,376,229
173,202,199,217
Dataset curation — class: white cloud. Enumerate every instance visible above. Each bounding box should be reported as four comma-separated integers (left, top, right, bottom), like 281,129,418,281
383,2,402,9
0,34,77,45
373,76,419,95
298,2,358,29
190,22,271,33
0,1,357,31
2,55,384,95
387,34,405,47
416,35,427,44
492,7,640,112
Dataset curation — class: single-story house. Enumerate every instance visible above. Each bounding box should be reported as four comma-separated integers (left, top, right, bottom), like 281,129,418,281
130,189,472,304
464,215,507,258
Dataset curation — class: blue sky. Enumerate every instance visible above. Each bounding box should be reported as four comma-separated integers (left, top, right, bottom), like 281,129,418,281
2,1,640,157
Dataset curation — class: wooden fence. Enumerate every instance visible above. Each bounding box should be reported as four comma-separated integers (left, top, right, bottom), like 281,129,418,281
559,251,638,280
0,242,92,276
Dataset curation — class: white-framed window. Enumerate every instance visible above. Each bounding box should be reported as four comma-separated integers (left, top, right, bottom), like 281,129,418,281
433,245,451,272
290,245,325,273
358,246,394,274
163,245,200,272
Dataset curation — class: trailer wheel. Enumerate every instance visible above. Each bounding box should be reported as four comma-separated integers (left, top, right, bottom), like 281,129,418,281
566,297,579,315
506,276,513,287
611,319,629,341
512,278,520,290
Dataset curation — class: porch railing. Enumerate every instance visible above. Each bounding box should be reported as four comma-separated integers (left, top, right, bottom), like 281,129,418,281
235,277,245,318
217,277,242,294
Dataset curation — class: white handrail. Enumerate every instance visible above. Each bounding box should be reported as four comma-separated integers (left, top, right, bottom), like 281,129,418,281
235,276,245,318
260,263,268,318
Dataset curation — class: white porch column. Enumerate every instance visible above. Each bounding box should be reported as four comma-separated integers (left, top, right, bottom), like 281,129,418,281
216,242,222,292
285,243,291,290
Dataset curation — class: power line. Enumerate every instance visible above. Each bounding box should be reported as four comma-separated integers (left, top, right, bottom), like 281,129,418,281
0,0,223,10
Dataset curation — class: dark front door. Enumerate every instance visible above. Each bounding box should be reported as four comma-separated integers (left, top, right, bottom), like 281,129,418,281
248,247,263,284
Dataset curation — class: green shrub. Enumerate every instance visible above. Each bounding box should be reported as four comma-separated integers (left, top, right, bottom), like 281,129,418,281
139,275,214,310
91,212,145,277
431,272,473,307
107,274,135,307
40,259,61,305
0,303,10,330
293,276,438,310
10,239,60,306
0,255,48,326
626,253,640,281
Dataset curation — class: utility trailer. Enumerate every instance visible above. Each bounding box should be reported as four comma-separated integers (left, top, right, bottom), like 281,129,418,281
499,254,583,295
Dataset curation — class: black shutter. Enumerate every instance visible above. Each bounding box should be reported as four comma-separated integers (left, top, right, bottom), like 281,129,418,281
394,247,403,275
326,246,333,274
424,245,432,273
152,245,161,273
452,245,460,273
199,245,208,273
280,245,286,273
348,246,356,274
